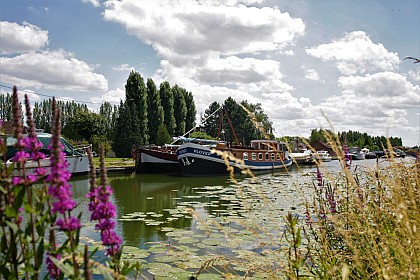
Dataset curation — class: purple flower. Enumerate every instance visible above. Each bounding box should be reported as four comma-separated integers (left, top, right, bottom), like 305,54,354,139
343,143,351,168
87,185,122,256
327,193,337,213
56,217,81,231
46,251,61,279
12,150,30,163
316,167,323,187
48,99,80,232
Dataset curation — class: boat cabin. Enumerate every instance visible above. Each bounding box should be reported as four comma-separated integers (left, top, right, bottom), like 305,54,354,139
226,140,288,162
250,140,286,151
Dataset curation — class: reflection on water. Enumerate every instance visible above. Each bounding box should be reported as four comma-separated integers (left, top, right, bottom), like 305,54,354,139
69,158,386,249
71,173,235,247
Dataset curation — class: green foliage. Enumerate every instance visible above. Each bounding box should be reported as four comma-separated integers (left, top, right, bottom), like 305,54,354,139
201,101,221,138
200,97,273,145
125,70,149,144
184,90,196,133
91,134,111,155
113,71,149,157
112,101,130,157
156,123,172,146
67,111,107,142
99,102,116,139
189,131,216,140
0,92,13,121
172,84,187,136
32,99,89,133
147,78,164,144
159,81,176,136
310,128,403,150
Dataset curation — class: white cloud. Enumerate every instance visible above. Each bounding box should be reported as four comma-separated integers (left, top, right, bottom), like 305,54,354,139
407,69,420,82
90,87,124,104
0,21,49,55
306,31,399,75
338,72,419,105
313,71,419,138
112,63,135,71
303,68,320,81
103,0,305,126
81,0,100,7
15,89,41,104
103,1,305,57
0,49,108,91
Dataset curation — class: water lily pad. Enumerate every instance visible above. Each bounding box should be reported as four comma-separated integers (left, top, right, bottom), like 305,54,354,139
148,263,191,278
122,246,149,259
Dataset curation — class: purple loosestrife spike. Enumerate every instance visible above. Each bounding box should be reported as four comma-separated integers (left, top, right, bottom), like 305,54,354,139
87,145,122,258
47,98,80,231
316,166,323,187
12,86,24,145
11,87,30,164
24,94,45,162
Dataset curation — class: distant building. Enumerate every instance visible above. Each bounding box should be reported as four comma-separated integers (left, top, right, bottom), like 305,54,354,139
311,141,337,159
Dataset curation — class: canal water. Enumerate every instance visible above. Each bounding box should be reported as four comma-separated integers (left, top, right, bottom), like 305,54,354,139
69,159,383,278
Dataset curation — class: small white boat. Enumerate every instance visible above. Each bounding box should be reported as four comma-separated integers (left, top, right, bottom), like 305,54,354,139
5,133,91,176
314,150,332,162
290,149,315,165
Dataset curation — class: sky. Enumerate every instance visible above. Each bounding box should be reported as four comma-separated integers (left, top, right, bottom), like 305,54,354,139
1,0,419,146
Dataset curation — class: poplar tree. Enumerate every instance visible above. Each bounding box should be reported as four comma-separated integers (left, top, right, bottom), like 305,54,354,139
112,71,149,157
184,90,196,133
146,78,164,144
172,85,187,136
0,93,12,121
113,101,129,157
159,81,176,136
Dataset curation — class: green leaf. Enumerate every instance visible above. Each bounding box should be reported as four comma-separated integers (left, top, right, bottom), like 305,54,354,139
5,220,19,232
37,238,45,270
295,228,301,247
96,265,115,280
48,256,75,277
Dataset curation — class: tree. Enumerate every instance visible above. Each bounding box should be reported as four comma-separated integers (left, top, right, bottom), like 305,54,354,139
146,78,164,144
156,123,172,146
0,93,12,121
112,71,149,157
172,85,187,136
201,101,221,138
67,111,107,143
125,71,149,144
184,90,196,133
112,101,129,157
159,81,176,136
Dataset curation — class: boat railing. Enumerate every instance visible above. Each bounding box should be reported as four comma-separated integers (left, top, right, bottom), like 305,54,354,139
72,144,92,156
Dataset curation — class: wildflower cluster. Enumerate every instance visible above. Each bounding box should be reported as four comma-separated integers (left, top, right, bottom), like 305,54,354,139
0,86,128,279
87,146,122,267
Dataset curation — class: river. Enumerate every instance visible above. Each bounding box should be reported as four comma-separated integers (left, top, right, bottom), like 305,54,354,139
69,158,390,278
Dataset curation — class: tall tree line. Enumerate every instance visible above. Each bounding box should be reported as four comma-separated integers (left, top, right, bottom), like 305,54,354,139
112,71,196,157
309,128,403,150
0,71,197,158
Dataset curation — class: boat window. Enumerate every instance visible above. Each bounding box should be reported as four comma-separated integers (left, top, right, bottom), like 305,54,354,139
258,153,263,160
252,153,256,160
276,153,280,160
243,152,248,160
265,153,269,160
233,153,237,158
271,153,275,160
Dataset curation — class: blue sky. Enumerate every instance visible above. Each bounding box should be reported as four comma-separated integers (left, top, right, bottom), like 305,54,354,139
1,0,419,146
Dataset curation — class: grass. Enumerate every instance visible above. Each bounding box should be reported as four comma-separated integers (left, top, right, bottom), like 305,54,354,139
92,157,135,168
